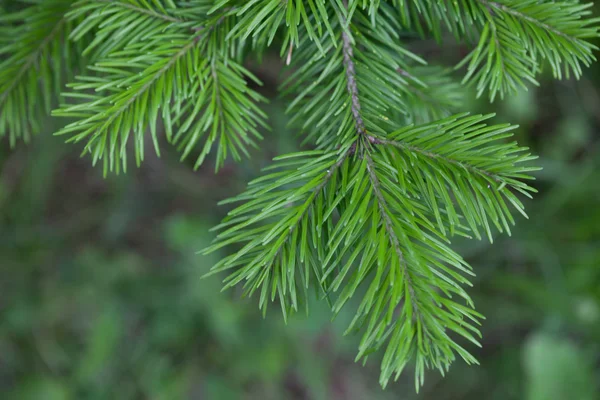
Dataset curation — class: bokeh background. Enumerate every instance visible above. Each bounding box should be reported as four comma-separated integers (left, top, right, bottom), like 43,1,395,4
1,18,600,400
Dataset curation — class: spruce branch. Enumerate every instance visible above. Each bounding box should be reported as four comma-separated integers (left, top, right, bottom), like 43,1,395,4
480,0,594,46
0,18,65,106
209,2,544,390
3,0,595,391
0,0,81,144
327,4,482,388
323,149,482,390
282,5,437,149
363,150,418,322
54,3,267,173
394,0,484,40
461,0,600,99
204,148,353,319
393,0,600,99
373,113,540,240
224,0,335,54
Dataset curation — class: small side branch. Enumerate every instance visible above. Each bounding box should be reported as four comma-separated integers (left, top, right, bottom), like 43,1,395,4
364,152,422,322
479,0,581,43
0,19,65,108
378,138,505,183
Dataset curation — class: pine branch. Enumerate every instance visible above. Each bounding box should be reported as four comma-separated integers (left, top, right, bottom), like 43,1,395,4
203,148,353,319
392,0,599,99
54,4,267,173
282,5,431,148
4,0,587,391
323,151,482,390
208,2,543,390
0,0,80,144
460,0,600,99
374,113,540,240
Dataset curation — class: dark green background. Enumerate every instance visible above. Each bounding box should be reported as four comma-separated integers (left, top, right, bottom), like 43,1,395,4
1,32,599,400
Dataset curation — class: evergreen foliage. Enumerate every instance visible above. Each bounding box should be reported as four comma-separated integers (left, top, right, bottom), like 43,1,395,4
1,0,598,390
0,0,82,144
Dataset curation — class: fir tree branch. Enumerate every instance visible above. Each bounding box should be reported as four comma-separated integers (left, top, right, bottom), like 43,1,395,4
340,0,423,328
0,0,79,143
0,19,65,109
322,148,483,389
263,151,350,265
480,0,584,44
378,138,504,183
106,36,199,131
209,2,544,390
372,114,539,240
363,151,419,318
459,0,600,98
203,149,354,320
225,0,334,53
67,0,192,60
394,0,599,98
3,0,560,390
55,6,266,172
330,4,480,388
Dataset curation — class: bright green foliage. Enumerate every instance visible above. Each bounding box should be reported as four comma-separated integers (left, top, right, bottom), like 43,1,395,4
205,113,538,387
1,0,599,391
461,1,600,100
396,0,600,100
372,114,539,240
53,1,267,172
281,6,459,150
0,0,81,145
204,150,350,316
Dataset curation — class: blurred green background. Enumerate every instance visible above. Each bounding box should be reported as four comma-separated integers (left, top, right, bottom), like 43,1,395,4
1,35,600,400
